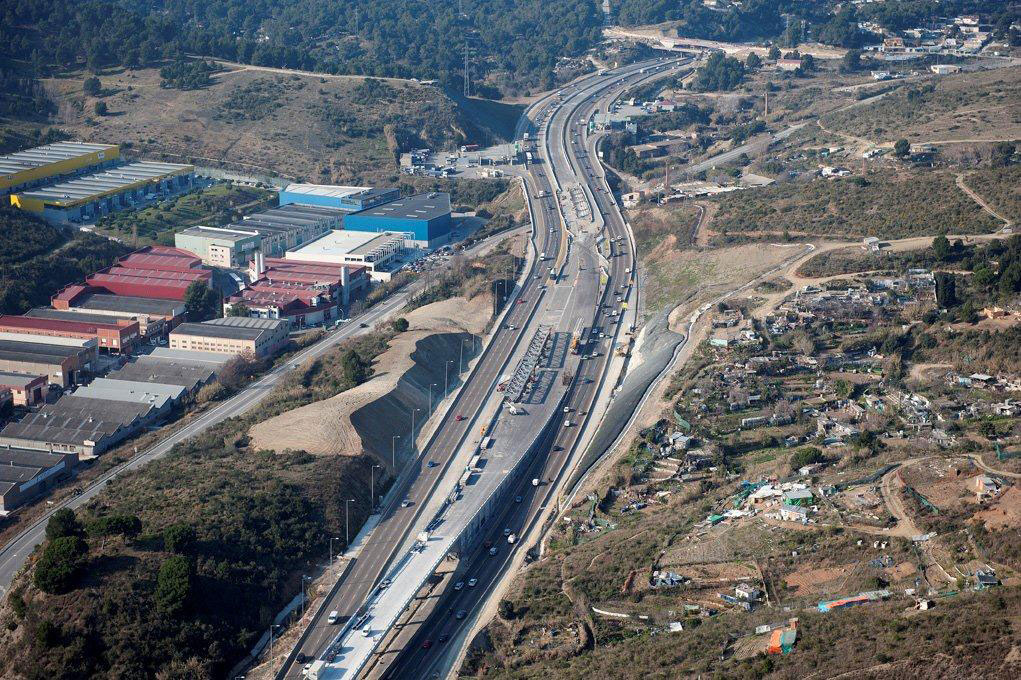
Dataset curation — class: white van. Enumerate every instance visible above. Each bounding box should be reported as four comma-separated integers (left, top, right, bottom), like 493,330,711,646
328,610,339,624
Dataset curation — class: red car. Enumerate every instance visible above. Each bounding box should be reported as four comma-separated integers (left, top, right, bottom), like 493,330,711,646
517,299,526,304
422,640,433,649
455,414,465,421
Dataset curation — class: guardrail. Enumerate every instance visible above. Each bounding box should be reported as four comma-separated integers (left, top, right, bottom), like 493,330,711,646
345,390,570,678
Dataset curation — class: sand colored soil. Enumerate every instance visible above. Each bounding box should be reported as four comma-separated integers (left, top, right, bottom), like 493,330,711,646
973,487,1021,531
249,295,490,462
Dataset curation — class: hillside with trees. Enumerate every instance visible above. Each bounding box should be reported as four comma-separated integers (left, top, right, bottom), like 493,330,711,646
1,0,603,97
0,208,130,315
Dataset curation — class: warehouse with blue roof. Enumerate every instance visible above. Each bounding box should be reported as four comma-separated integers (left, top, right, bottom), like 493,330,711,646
344,192,453,249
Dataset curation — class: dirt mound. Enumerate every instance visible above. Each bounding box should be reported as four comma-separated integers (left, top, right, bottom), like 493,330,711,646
249,295,489,463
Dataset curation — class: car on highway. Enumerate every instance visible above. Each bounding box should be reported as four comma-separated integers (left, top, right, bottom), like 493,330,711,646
427,460,438,468
503,527,511,536
401,499,413,507
379,578,392,589
454,581,464,591
517,298,525,304
489,546,498,556
328,610,340,624
422,640,433,649
456,609,467,619
439,633,450,643
468,578,478,587
514,495,522,503
455,414,465,421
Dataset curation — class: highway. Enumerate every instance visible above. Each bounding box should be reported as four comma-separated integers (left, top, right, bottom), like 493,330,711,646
373,57,694,680
277,151,573,678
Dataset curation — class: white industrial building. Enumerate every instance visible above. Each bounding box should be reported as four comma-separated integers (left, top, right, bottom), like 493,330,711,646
285,230,408,281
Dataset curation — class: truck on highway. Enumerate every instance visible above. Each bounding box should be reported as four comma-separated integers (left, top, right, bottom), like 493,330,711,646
306,660,327,679
526,151,533,163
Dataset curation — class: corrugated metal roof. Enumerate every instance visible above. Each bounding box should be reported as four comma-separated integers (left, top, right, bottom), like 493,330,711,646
282,183,369,198
0,314,127,335
14,161,193,206
0,142,118,175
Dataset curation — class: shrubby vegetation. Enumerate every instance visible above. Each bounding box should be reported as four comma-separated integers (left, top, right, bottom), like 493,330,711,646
709,170,999,238
963,164,1021,224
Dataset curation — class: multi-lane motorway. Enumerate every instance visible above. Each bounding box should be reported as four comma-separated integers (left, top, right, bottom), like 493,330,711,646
365,57,694,680
278,135,577,678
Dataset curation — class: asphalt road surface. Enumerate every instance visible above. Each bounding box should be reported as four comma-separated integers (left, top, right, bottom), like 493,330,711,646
378,57,693,680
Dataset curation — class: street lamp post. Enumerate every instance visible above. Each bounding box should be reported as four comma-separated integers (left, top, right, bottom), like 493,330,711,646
344,498,355,551
391,435,400,469
268,623,282,660
460,339,467,373
329,536,341,567
445,360,453,396
371,464,381,510
302,575,312,617
429,383,437,416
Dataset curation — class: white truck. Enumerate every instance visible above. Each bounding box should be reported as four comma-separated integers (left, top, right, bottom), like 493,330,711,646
306,660,327,679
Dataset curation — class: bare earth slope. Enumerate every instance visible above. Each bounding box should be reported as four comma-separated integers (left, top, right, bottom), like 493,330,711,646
249,296,489,460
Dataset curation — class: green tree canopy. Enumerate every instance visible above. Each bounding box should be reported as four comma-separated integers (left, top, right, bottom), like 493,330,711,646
163,523,197,554
45,508,83,541
184,281,220,321
82,76,101,96
155,555,193,616
34,535,88,594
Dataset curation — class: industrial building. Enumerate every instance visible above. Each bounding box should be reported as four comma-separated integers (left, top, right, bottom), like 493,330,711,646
225,255,367,325
0,371,47,407
0,446,77,513
9,161,196,224
343,192,453,249
49,291,184,334
72,378,186,413
286,229,408,281
0,142,119,196
26,307,168,340
78,264,212,302
115,245,204,272
0,338,95,387
146,347,235,368
175,225,261,268
277,184,399,212
0,315,140,354
169,317,290,358
107,356,216,394
176,204,346,265
0,410,128,458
